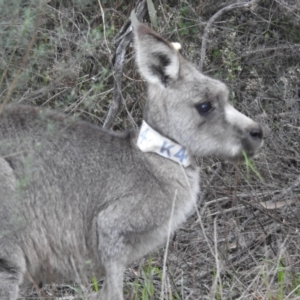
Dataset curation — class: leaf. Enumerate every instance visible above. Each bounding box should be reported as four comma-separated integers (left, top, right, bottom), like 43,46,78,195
146,0,157,29
130,10,139,27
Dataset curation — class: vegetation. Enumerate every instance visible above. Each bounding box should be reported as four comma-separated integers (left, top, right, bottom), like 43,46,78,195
1,0,299,299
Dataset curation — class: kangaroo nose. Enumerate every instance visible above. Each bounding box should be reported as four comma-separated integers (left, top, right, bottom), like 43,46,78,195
249,125,263,140
243,124,263,155
247,124,264,149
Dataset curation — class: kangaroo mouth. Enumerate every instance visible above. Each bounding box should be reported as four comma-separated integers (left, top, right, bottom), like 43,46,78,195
229,137,264,163
225,148,262,165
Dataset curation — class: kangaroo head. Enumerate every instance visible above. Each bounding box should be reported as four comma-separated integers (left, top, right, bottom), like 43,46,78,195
133,23,263,163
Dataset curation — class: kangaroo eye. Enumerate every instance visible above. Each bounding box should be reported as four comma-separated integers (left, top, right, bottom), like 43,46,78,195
195,102,213,115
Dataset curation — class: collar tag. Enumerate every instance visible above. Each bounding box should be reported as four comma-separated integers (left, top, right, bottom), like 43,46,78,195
137,120,191,167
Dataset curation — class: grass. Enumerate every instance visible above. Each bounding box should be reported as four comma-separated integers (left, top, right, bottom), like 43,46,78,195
242,151,264,181
132,259,162,300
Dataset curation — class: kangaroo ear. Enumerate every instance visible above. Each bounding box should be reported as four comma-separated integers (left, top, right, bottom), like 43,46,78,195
133,23,180,88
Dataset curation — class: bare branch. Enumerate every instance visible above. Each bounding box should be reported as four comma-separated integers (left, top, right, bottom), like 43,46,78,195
271,174,300,202
241,43,300,56
97,0,112,57
0,11,43,113
103,0,148,129
198,162,222,206
199,0,260,72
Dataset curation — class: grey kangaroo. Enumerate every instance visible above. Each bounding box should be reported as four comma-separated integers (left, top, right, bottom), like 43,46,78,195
0,19,263,299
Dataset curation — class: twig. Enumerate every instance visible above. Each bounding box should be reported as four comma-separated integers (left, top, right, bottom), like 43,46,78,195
271,174,300,202
259,111,299,119
209,217,222,299
179,164,217,262
19,82,59,104
284,284,300,300
158,0,168,25
160,190,177,300
103,0,148,129
202,189,283,214
199,0,260,71
97,0,112,57
0,10,44,113
241,44,300,56
198,162,222,206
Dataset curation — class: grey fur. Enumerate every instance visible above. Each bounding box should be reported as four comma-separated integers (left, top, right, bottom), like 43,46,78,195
0,22,263,299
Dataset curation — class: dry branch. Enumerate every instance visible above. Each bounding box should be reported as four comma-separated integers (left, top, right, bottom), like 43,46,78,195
0,11,43,113
199,0,260,71
103,0,148,129
198,162,222,206
271,174,300,202
241,43,300,56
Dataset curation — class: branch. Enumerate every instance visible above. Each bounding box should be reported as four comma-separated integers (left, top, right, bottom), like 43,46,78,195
103,0,148,129
271,174,300,203
199,0,260,72
240,43,300,56
198,162,222,206
0,11,43,113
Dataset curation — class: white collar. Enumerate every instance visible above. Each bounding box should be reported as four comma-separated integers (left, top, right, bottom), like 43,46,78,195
137,120,191,167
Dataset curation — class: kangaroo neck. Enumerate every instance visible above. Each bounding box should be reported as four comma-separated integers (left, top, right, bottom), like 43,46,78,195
137,120,191,167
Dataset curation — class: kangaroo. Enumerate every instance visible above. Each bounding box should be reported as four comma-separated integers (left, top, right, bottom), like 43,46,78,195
0,20,263,300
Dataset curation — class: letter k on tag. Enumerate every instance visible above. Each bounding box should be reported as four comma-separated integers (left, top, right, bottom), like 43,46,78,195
137,121,191,167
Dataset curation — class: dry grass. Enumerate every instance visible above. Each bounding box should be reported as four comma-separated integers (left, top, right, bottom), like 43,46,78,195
1,0,299,299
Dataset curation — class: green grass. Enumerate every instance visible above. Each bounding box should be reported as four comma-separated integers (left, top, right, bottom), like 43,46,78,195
133,259,162,300
92,276,99,292
242,151,264,181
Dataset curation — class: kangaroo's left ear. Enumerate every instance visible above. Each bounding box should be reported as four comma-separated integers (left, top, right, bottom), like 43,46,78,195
132,22,180,88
